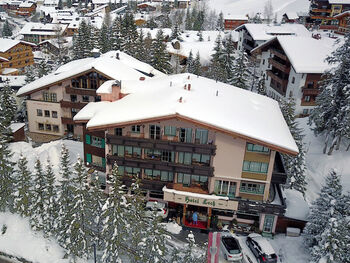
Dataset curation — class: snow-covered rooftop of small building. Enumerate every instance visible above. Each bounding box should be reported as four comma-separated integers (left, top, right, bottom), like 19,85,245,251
163,186,229,200
0,56,9,62
19,1,35,7
96,80,117,94
19,23,67,36
17,51,165,96
329,0,350,4
77,73,298,154
0,75,26,88
224,14,248,21
0,38,35,52
252,36,337,73
9,123,25,133
236,23,310,41
284,12,299,20
2,68,18,75
74,101,111,121
284,189,309,221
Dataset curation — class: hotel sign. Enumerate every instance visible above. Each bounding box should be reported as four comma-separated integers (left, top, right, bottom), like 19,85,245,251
164,191,238,211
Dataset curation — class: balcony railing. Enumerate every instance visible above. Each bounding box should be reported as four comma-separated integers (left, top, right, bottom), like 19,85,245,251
167,183,209,194
302,87,319,96
270,48,288,61
268,58,290,73
301,100,316,106
311,8,331,13
65,85,97,96
60,100,88,109
61,117,75,124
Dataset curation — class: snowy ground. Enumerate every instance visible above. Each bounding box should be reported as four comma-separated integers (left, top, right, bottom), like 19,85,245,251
205,0,310,20
298,118,350,203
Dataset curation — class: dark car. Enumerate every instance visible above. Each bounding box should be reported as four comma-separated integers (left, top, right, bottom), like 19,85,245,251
246,233,278,263
220,233,243,262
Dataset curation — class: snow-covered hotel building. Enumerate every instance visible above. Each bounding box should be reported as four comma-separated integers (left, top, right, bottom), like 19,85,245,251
74,73,299,234
16,51,164,139
251,36,336,116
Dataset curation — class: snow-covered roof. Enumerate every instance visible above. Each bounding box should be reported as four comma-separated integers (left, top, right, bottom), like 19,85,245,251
284,189,309,221
248,233,276,255
0,38,35,52
19,23,67,36
163,186,229,200
0,75,26,88
224,14,248,21
9,123,25,132
252,36,337,74
235,23,310,41
2,68,18,75
76,73,298,155
0,56,9,62
284,12,299,20
329,0,350,4
74,101,111,121
16,51,165,96
19,1,35,7
96,80,116,94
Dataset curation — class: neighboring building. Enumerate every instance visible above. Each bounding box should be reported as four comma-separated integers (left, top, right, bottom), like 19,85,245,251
334,10,350,34
0,38,35,74
74,73,298,233
9,123,26,142
309,0,350,30
137,2,157,12
16,51,165,139
19,22,67,44
224,15,248,30
17,1,36,16
235,23,310,55
251,36,336,116
282,12,300,23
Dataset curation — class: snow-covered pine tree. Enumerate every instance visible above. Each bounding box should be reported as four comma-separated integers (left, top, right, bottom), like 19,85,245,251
25,65,36,83
58,0,63,9
257,77,267,95
304,170,343,252
146,16,158,29
186,50,195,73
31,159,47,230
13,154,32,217
193,51,202,76
198,30,203,42
143,32,153,65
222,34,235,84
193,9,205,31
0,80,17,126
150,29,172,74
37,59,53,78
309,33,350,154
185,8,192,30
161,14,172,28
134,29,148,63
98,22,111,54
66,0,72,8
216,11,224,31
101,164,128,262
2,19,12,37
110,16,122,51
230,51,249,89
279,98,307,194
72,20,93,59
207,34,227,82
120,13,139,56
43,159,58,237
171,24,180,40
181,231,206,262
66,157,90,260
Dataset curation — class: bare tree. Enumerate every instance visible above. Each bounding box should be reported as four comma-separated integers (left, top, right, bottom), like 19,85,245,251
263,0,274,24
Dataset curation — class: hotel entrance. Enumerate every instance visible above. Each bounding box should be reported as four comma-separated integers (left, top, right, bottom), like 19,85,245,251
183,205,211,230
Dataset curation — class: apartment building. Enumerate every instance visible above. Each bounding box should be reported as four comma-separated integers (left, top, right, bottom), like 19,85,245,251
16,51,165,139
0,38,35,74
235,23,310,55
19,22,67,44
74,73,298,234
224,15,248,30
309,0,350,30
251,36,336,116
334,10,350,34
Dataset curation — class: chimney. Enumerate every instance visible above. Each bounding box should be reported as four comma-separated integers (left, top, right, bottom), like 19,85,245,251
216,90,218,96
188,84,191,91
184,84,187,90
170,81,172,87
139,77,145,81
187,75,190,80
179,97,183,103
116,52,120,60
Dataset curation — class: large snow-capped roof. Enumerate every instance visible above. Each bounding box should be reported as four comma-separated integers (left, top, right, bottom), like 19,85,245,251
0,38,35,53
252,36,338,73
329,0,350,4
75,73,298,155
235,23,310,41
19,23,67,36
17,51,165,96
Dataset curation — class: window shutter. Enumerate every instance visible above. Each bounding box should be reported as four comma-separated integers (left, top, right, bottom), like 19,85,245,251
86,134,91,144
102,158,106,168
101,138,105,148
86,153,92,164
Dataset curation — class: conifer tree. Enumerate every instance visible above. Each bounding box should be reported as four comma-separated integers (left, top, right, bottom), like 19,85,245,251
110,16,122,51
66,0,72,8
13,154,32,217
185,8,192,30
31,159,46,230
161,14,172,28
257,77,267,95
309,33,350,154
66,157,90,259
198,30,203,41
101,164,128,262
37,59,52,77
304,170,343,255
146,16,158,29
207,34,227,82
230,51,249,89
98,23,111,54
134,29,148,63
25,65,36,83
279,98,307,194
193,10,205,31
181,231,206,262
216,11,224,31
193,51,202,76
150,29,172,74
120,13,138,56
171,24,180,40
2,20,12,37
73,20,93,59
222,34,235,84
0,81,17,126
58,0,63,9
186,50,195,73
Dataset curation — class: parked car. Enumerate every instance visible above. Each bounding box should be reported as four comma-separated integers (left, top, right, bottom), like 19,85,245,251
220,232,243,262
246,233,278,263
145,201,169,219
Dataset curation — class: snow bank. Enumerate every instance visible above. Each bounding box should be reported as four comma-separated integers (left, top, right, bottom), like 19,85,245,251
0,213,67,263
9,140,83,181
162,221,182,235
284,188,309,221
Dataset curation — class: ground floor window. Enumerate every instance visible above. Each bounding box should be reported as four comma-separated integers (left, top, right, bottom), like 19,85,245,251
117,166,140,178
240,182,265,195
214,180,236,198
177,173,208,188
86,154,106,168
38,123,44,130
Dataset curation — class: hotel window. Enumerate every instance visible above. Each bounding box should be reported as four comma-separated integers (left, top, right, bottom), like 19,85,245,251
112,145,125,157
145,148,162,160
46,124,52,131
149,125,161,139
145,169,161,180
53,125,59,132
164,126,176,136
124,166,140,177
214,180,236,198
243,161,269,173
82,95,90,102
304,95,311,102
195,129,208,144
115,128,123,136
125,146,141,158
81,76,88,89
240,182,265,195
38,123,44,130
52,111,58,118
291,77,295,84
44,110,50,117
71,79,79,88
246,143,269,153
177,173,208,187
161,171,174,182
131,125,141,133
71,108,78,117
161,150,175,162
90,136,105,148
92,155,106,168
179,127,192,143
37,109,43,116
70,94,77,102
178,152,192,165
89,72,98,90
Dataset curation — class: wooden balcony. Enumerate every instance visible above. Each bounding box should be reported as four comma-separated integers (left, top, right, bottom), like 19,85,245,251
319,25,338,30
302,88,319,96
311,8,331,13
268,58,290,73
60,100,88,109
167,183,209,194
270,48,288,61
301,100,316,106
61,117,74,124
65,86,97,96
106,134,216,155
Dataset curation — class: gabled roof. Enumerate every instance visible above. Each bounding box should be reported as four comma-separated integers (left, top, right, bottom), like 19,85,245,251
19,22,67,36
75,74,298,155
0,38,36,53
251,36,338,74
329,0,350,4
16,51,165,96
